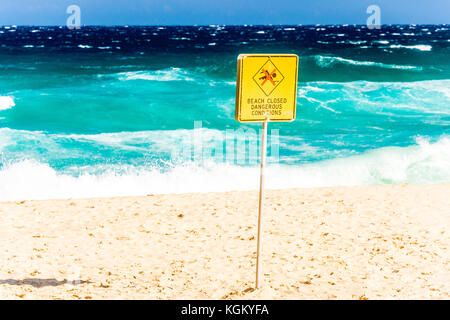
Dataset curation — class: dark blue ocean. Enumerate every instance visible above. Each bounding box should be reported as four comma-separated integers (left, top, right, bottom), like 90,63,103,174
0,25,449,200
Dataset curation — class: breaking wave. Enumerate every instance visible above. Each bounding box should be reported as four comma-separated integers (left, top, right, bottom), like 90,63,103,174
389,44,432,51
0,135,449,201
0,96,15,111
115,68,195,81
314,55,422,70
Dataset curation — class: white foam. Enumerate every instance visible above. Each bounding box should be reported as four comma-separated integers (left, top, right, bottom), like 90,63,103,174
390,44,432,51
0,96,15,110
314,55,422,70
348,40,367,45
116,68,194,81
299,79,450,115
1,135,450,201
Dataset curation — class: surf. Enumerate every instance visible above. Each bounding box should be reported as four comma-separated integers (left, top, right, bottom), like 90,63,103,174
313,55,422,71
0,96,15,111
0,135,449,201
115,68,195,82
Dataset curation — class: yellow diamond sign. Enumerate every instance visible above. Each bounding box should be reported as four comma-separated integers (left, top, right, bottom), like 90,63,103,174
252,59,284,96
235,54,298,122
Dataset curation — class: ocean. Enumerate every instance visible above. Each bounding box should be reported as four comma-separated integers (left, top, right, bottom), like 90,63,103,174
0,25,449,201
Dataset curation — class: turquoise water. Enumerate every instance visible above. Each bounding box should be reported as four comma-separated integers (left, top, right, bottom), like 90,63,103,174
0,25,449,200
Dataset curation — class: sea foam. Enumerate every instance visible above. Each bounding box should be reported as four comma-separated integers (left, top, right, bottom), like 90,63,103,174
313,55,422,70
0,96,15,110
116,68,194,81
1,136,449,201
390,44,432,51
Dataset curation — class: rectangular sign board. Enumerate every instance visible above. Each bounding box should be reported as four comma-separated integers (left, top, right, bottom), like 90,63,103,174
235,54,299,122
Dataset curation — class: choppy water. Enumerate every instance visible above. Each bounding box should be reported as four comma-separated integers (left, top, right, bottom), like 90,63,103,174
1,25,449,200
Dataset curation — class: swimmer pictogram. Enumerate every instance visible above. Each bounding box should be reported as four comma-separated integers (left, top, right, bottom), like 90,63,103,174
253,59,284,96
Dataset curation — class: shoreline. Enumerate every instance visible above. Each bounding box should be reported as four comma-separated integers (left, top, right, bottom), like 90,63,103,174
0,182,448,204
1,183,449,299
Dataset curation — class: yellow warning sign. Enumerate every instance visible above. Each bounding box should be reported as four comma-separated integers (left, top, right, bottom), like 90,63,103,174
235,54,298,122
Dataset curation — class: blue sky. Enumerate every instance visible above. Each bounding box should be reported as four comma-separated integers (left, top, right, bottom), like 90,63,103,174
0,0,448,25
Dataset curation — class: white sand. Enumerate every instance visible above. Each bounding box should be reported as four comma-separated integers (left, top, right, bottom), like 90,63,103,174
0,184,449,299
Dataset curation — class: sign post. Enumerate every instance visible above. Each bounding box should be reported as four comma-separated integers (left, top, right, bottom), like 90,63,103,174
256,119,267,289
235,54,299,289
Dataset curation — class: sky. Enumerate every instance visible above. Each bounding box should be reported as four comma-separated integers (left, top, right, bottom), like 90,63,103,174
0,0,449,26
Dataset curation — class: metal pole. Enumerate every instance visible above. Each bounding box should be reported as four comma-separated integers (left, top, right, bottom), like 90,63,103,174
255,119,268,289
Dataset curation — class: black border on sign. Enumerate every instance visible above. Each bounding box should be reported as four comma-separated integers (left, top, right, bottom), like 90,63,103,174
236,54,298,123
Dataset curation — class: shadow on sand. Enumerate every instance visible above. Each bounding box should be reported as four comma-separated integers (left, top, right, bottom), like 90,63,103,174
0,278,91,288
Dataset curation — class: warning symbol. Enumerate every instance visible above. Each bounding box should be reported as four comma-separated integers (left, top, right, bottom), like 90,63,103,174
253,59,284,96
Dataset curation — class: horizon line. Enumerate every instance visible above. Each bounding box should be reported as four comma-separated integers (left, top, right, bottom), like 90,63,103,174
1,23,448,28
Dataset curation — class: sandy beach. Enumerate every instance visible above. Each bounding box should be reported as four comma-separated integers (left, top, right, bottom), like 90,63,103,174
0,184,449,300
